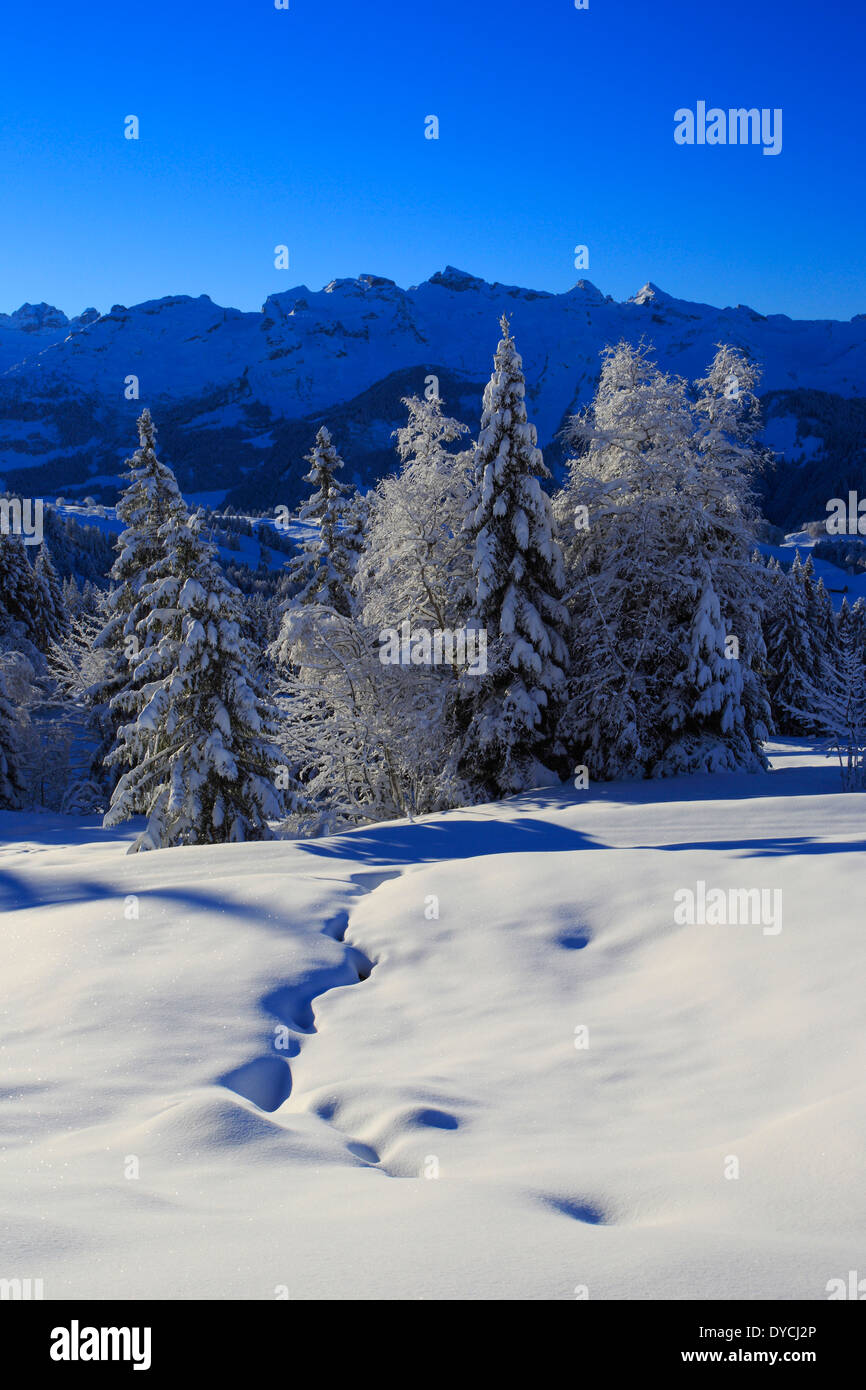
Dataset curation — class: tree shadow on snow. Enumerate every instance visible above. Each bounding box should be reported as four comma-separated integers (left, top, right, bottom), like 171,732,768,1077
640,835,866,858
297,813,600,867
0,865,286,926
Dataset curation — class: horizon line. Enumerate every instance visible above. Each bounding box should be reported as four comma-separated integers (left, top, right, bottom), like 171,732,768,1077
2,269,863,327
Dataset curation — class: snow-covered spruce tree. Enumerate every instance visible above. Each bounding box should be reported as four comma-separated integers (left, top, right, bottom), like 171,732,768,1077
655,555,765,775
557,341,770,779
356,394,472,632
453,315,569,798
0,656,26,808
0,650,46,809
799,556,836,709
340,486,369,577
62,575,84,619
33,546,68,648
92,409,189,730
104,513,290,850
847,592,866,659
287,428,357,616
62,576,101,620
798,596,866,789
652,344,771,774
765,552,829,734
0,531,43,652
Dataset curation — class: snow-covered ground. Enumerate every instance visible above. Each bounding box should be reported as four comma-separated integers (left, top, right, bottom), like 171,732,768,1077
0,741,863,1300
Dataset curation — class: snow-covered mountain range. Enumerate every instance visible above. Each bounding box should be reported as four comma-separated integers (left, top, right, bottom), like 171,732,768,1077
2,269,865,525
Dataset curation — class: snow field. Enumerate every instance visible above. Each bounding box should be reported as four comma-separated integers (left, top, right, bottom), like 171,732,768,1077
0,744,863,1299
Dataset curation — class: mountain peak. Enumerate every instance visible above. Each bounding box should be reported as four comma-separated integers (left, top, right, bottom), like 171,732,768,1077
629,282,669,306
427,266,486,292
3,301,69,332
66,307,101,336
568,279,606,304
322,274,399,297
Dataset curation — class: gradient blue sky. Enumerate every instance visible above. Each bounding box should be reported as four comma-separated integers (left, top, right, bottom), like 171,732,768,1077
1,0,863,320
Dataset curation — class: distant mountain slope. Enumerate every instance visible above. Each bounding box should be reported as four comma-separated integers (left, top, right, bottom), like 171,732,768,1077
2,271,865,524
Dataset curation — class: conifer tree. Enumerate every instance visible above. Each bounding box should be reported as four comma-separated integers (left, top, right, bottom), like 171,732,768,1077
62,575,84,619
765,552,826,733
849,594,866,660
33,546,68,648
656,557,763,774
453,315,569,797
0,531,43,648
801,595,866,789
104,512,290,850
287,428,357,616
92,409,188,718
341,487,369,576
0,660,25,808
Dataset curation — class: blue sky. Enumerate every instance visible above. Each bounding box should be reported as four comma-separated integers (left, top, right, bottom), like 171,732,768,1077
1,0,863,320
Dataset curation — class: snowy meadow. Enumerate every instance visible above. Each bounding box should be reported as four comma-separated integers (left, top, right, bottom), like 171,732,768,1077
0,742,862,1301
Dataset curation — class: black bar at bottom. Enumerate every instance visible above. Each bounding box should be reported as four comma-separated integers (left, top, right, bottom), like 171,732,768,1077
5,1298,864,1375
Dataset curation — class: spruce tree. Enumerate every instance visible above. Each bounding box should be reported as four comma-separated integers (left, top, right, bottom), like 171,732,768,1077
341,487,369,577
287,428,356,616
33,546,68,648
849,594,866,661
62,575,84,619
0,531,43,648
91,410,188,788
804,596,866,789
655,558,762,774
0,662,25,808
454,315,569,797
765,552,825,734
105,512,290,850
93,409,188,714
